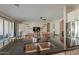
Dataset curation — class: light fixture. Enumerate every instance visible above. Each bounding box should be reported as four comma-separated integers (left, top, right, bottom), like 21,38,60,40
14,4,20,7
40,17,43,19
40,17,47,21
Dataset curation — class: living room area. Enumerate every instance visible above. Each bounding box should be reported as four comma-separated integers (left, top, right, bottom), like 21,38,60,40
1,4,79,55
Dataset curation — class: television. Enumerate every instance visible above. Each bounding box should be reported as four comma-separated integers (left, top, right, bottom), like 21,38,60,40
33,27,40,32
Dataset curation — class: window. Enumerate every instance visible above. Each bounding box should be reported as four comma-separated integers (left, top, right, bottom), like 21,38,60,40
0,17,15,49
9,21,12,37
4,20,9,38
12,22,14,37
9,22,14,37
0,18,3,35
4,21,14,38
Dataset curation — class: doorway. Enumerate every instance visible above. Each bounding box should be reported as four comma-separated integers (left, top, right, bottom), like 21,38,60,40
60,20,64,43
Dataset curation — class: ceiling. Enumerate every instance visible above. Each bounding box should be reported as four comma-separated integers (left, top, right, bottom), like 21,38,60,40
0,4,76,22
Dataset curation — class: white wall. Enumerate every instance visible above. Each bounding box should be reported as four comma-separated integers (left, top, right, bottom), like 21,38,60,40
18,21,47,35
18,18,63,36
50,18,63,35
67,8,79,22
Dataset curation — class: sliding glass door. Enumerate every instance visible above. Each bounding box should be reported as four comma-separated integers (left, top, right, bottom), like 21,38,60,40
4,20,14,38
0,18,3,49
9,21,14,37
4,20,9,38
0,17,15,49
